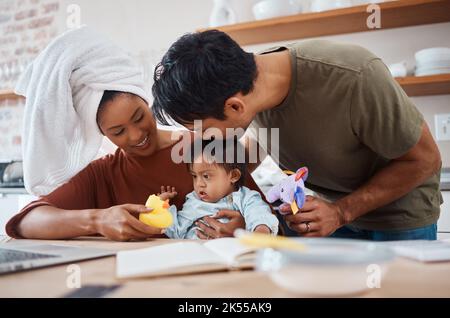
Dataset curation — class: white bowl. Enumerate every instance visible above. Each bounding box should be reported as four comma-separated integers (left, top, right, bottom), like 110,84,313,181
253,0,301,20
310,0,353,12
415,68,450,77
416,65,450,72
415,47,450,64
416,59,450,69
388,61,408,78
256,238,395,296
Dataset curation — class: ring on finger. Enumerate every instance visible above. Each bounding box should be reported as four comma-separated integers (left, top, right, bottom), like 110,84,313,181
304,221,311,233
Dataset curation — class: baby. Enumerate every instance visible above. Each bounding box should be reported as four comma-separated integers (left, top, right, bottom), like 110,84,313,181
160,139,279,239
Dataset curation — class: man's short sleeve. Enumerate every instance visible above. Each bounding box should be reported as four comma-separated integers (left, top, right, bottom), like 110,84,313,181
350,58,424,159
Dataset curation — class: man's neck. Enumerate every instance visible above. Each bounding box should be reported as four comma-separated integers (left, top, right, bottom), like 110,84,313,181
246,50,292,113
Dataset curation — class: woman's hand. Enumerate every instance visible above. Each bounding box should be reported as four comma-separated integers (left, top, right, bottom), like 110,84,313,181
195,210,246,240
94,204,163,241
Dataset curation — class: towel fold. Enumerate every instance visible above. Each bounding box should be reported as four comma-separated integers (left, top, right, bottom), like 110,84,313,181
15,26,150,196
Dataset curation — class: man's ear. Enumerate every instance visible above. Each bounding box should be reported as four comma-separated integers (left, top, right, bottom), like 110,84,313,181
230,168,242,184
224,96,245,117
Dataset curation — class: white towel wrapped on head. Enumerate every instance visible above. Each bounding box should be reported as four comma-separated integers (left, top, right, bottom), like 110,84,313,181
15,26,150,196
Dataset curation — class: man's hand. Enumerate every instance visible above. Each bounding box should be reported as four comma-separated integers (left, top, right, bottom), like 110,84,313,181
195,210,246,239
280,196,346,237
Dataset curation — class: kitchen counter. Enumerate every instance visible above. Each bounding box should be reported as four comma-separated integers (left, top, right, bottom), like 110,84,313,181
440,168,450,190
0,187,28,195
1,237,450,297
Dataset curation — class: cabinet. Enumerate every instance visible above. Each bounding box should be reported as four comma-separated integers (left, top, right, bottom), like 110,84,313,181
0,193,36,235
439,191,450,234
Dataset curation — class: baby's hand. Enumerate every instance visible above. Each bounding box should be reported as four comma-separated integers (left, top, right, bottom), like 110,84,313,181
254,224,272,234
158,186,178,201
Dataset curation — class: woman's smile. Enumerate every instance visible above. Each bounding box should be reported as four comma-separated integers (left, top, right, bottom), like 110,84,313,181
133,134,149,148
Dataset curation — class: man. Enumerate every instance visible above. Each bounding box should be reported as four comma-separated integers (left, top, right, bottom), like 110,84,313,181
152,30,442,241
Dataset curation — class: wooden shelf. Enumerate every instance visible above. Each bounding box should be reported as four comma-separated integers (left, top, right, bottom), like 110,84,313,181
0,90,23,101
199,0,450,45
396,73,450,96
1,75,449,102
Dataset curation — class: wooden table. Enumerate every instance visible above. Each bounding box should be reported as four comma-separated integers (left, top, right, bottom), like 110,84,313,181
1,237,450,298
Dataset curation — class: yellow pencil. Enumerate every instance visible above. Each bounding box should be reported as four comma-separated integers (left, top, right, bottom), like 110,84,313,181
234,229,306,252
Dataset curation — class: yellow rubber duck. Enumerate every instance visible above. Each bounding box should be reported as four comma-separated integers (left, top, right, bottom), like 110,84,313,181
139,194,173,228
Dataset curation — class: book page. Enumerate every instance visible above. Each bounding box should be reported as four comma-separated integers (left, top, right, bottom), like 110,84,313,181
203,238,257,266
116,242,226,278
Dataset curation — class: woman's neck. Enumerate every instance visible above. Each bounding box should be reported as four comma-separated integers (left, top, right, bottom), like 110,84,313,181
155,128,189,151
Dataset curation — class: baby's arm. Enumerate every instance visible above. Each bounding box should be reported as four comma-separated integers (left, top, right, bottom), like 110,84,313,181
156,186,180,238
163,190,200,239
241,189,279,235
254,224,272,234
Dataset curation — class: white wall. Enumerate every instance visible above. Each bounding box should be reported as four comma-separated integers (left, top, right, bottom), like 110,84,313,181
0,194,36,235
57,0,213,57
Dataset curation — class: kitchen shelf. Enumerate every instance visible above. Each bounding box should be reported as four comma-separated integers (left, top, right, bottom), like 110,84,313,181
1,75,449,103
0,187,28,195
395,73,450,96
198,0,450,46
0,90,23,101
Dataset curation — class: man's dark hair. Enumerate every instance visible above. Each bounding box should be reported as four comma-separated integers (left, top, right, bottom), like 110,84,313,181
152,30,258,126
187,137,248,189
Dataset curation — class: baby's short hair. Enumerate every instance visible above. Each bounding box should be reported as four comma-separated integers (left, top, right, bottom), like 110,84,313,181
187,137,247,188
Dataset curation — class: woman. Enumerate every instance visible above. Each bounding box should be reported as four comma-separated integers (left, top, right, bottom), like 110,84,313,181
6,27,258,241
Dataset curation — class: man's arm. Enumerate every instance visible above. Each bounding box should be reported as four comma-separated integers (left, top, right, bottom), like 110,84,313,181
283,122,441,236
336,122,441,223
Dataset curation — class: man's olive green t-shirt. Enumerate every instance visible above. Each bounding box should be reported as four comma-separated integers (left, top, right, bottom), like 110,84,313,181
252,40,441,231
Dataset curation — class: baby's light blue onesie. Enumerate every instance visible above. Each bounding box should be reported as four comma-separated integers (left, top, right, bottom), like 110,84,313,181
164,186,278,239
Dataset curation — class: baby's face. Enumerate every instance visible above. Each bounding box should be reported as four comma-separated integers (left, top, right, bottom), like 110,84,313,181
189,162,237,203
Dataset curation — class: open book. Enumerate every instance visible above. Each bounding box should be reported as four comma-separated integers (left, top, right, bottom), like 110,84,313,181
116,238,257,279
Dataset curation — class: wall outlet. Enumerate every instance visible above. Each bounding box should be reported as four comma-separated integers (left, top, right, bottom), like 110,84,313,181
434,114,450,141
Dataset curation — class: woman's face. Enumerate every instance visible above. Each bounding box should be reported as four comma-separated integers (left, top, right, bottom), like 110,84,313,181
97,93,158,157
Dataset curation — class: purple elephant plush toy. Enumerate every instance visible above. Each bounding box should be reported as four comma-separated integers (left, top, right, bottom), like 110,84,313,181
266,167,308,215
